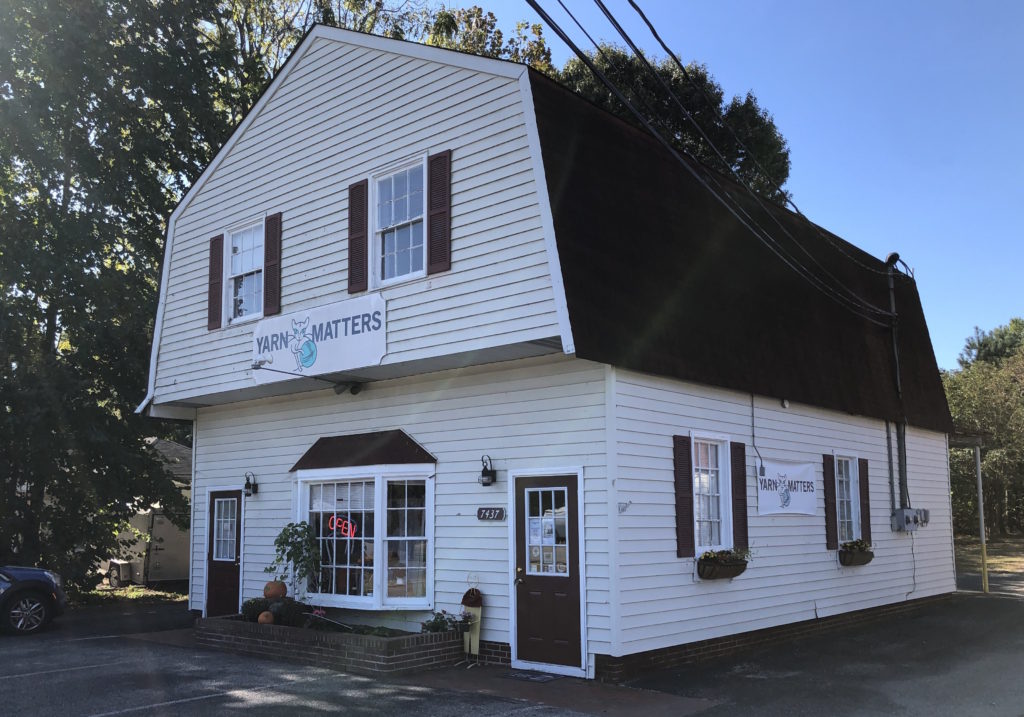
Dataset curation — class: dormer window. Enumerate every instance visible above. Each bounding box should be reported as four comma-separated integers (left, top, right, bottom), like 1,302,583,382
374,162,425,285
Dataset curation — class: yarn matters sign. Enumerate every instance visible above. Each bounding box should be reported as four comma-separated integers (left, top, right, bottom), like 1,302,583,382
251,294,386,384
757,461,817,515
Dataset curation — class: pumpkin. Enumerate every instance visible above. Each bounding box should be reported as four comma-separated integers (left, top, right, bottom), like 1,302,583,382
263,580,287,599
257,610,274,625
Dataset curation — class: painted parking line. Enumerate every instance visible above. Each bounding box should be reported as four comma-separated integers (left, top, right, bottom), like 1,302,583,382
85,685,278,717
0,660,131,680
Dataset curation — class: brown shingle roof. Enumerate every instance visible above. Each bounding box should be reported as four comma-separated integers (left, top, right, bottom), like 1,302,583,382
528,70,951,433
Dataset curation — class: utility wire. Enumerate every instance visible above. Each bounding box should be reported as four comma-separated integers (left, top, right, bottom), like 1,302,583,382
592,0,892,317
626,0,893,277
527,0,891,326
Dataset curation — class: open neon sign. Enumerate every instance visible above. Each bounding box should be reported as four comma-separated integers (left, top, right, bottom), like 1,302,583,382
328,515,358,538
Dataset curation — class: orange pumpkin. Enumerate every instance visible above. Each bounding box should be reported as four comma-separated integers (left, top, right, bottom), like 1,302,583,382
263,580,287,599
257,610,274,625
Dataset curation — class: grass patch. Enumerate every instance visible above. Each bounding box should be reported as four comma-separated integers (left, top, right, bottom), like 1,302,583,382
954,535,1024,574
70,584,188,607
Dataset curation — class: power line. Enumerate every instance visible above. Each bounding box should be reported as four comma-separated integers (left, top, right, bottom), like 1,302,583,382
625,0,892,277
526,0,892,326
591,0,893,317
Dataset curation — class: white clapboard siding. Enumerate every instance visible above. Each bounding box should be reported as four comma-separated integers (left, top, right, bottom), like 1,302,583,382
155,35,560,404
610,369,955,656
189,355,610,653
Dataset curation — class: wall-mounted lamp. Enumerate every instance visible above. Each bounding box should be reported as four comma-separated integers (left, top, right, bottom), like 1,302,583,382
244,471,259,497
479,455,497,486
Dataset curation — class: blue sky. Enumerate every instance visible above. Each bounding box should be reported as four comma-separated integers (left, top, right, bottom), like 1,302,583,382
485,0,1023,370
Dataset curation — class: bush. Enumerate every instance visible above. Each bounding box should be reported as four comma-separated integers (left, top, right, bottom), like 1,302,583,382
241,597,271,622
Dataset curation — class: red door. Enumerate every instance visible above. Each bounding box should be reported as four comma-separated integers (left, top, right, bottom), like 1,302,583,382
206,490,242,616
514,475,581,667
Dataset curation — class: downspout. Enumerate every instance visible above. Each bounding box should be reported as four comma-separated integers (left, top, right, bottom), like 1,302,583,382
886,253,910,510
886,421,896,514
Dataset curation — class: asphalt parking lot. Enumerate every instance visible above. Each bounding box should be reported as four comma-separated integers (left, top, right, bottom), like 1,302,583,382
3,592,1023,717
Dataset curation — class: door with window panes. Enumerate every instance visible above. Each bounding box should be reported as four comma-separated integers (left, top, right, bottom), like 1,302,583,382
206,490,242,616
514,475,581,667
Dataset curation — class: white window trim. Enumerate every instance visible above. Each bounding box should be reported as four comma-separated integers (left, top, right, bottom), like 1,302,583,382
369,155,428,290
691,431,733,554
222,216,266,326
834,453,861,543
295,464,434,611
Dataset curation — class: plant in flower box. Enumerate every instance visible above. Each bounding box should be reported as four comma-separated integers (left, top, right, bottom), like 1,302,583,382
838,539,874,566
696,548,751,580
421,609,475,634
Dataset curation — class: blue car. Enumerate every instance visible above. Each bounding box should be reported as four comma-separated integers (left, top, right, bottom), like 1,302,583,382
0,566,68,635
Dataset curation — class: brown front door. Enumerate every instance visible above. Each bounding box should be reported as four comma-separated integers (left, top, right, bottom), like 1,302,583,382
514,475,581,667
206,490,242,616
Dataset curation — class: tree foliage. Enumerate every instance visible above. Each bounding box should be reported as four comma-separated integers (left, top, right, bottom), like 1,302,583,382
557,45,790,202
0,0,223,585
0,0,792,588
945,318,1024,536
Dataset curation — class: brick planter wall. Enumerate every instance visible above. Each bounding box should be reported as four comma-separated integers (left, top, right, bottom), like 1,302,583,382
195,617,466,676
595,594,951,682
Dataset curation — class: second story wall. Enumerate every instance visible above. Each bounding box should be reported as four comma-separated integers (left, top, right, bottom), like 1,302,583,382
153,30,562,405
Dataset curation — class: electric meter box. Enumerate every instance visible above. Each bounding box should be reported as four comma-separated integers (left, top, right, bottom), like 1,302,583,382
891,508,930,532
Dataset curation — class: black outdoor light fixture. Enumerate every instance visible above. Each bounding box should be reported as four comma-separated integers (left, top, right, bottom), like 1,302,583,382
244,471,259,497
479,455,497,486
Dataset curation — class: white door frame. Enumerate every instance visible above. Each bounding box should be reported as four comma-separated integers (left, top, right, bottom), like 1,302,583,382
202,484,246,618
507,466,588,678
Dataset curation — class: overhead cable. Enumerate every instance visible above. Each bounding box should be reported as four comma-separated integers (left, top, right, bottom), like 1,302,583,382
526,0,891,326
592,0,893,317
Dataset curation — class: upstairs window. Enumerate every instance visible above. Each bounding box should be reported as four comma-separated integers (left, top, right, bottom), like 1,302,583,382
375,163,425,284
228,222,263,321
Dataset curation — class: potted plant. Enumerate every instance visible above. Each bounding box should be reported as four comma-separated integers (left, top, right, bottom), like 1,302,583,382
838,539,874,566
696,548,750,580
264,521,321,601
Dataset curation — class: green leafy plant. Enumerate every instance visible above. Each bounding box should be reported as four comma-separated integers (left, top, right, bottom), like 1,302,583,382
840,539,873,553
240,596,312,627
264,522,320,600
699,548,752,564
420,609,473,633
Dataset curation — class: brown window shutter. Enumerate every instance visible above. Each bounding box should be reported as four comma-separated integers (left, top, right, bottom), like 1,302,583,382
822,453,838,550
858,457,871,544
730,442,749,551
207,234,223,330
426,149,451,275
263,212,282,316
348,180,368,293
673,435,695,558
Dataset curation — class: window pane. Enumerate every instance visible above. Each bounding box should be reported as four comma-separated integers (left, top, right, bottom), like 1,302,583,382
394,170,407,200
384,252,396,280
394,194,408,225
396,243,410,276
396,224,410,253
409,164,423,193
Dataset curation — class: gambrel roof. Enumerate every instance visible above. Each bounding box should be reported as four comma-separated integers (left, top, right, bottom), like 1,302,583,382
527,70,951,433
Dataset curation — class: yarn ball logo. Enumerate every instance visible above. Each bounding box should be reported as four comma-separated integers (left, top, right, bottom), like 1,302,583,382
288,317,317,371
777,474,792,509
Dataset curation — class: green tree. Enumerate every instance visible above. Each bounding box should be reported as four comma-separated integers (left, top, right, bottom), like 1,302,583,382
958,318,1024,368
0,0,224,586
556,45,790,202
427,6,553,74
945,319,1024,536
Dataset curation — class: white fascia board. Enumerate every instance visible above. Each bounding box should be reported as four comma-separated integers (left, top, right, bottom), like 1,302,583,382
518,69,575,355
137,26,528,414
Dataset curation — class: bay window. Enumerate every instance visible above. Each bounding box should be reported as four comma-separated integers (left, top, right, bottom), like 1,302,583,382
297,465,433,609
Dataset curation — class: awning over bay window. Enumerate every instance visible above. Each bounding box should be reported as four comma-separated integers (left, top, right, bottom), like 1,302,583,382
289,429,435,472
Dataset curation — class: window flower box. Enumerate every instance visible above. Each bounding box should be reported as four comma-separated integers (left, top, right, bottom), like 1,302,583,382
696,549,749,580
839,539,874,566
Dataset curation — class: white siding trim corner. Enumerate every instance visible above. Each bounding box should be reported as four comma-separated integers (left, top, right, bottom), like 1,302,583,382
518,70,575,355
